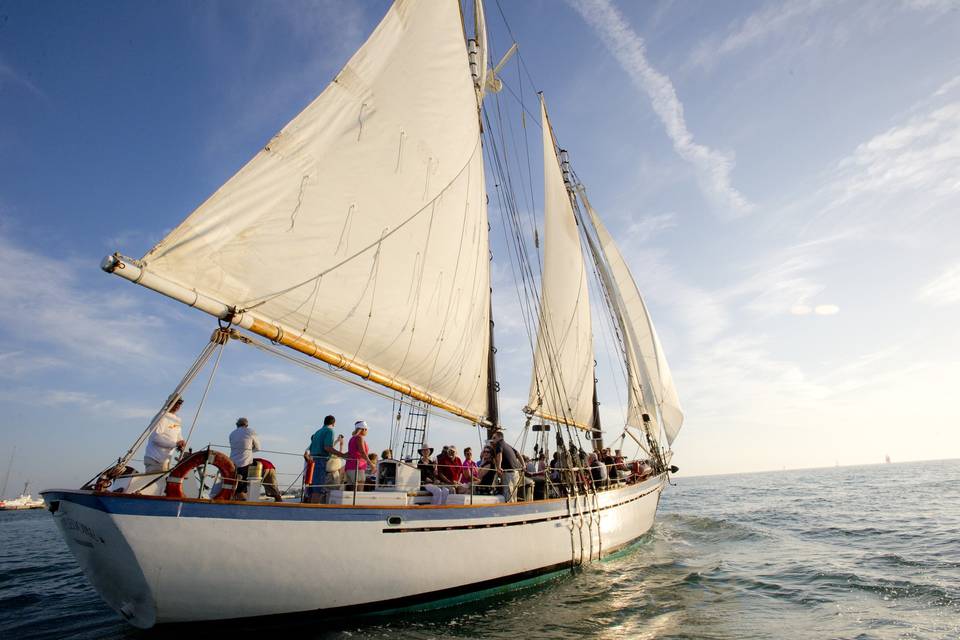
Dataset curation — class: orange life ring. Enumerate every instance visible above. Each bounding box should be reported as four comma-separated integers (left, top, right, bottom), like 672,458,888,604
165,450,237,500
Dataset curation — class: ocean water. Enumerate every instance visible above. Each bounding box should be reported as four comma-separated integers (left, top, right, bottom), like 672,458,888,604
1,459,957,639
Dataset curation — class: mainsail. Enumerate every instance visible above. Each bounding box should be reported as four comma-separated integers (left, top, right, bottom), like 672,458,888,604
580,191,684,445
527,97,595,430
125,1,493,423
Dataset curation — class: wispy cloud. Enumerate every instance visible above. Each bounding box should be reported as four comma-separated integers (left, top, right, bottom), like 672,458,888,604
625,213,677,243
689,0,955,72
568,0,753,217
918,264,960,306
0,57,47,103
0,233,170,365
0,387,154,419
237,369,297,385
689,0,828,70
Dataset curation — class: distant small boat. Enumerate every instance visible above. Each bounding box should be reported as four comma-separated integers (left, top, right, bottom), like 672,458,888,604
885,455,891,464
1,482,45,510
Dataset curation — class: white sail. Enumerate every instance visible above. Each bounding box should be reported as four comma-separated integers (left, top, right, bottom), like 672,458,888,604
527,97,595,429
139,0,492,421
581,193,684,445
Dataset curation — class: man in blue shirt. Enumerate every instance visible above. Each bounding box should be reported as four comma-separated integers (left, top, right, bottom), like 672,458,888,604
304,415,344,502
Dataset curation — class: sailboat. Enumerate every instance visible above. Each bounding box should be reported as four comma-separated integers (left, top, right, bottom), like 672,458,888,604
42,0,683,629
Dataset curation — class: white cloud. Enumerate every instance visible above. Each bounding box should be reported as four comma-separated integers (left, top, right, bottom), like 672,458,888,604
918,264,960,306
237,369,297,385
813,304,839,315
791,305,812,315
834,103,960,201
568,0,753,217
625,213,677,243
0,387,154,420
0,233,170,365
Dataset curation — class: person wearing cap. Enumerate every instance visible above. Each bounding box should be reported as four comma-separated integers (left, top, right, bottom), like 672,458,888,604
144,398,186,473
304,415,345,502
344,420,370,490
229,417,261,500
417,444,449,505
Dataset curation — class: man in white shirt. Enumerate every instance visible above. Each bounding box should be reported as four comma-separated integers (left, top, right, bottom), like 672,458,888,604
144,398,186,473
229,417,261,499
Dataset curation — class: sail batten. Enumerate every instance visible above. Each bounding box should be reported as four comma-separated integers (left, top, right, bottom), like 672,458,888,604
126,0,493,424
527,97,595,431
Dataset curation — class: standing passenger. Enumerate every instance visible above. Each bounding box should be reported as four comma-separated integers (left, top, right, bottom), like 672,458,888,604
344,421,370,491
491,431,523,502
229,417,261,500
144,398,186,473
303,415,344,503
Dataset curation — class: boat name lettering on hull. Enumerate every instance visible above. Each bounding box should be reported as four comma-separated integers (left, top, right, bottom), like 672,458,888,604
62,516,106,545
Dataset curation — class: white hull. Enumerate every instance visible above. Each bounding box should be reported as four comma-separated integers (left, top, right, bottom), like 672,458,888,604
43,476,664,628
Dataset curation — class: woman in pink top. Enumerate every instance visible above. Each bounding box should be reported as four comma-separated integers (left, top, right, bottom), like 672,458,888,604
344,420,370,490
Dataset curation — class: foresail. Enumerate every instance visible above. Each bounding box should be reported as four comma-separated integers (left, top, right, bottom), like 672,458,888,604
581,194,684,445
527,98,595,430
138,0,492,422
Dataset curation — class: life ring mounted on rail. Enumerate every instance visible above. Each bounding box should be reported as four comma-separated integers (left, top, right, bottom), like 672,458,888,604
165,449,237,500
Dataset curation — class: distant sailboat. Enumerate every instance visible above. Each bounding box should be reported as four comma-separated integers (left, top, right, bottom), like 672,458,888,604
43,0,683,629
885,455,892,464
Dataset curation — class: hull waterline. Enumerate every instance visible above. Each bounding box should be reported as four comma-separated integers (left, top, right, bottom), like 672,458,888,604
43,476,664,628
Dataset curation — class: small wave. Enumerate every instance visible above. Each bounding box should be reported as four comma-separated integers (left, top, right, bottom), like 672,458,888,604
662,514,773,542
805,570,960,608
867,552,960,571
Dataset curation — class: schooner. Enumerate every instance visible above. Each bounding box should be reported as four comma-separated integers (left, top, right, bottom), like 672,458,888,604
43,0,683,628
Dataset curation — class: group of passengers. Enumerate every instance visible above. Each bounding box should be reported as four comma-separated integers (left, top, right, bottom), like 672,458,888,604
144,404,653,504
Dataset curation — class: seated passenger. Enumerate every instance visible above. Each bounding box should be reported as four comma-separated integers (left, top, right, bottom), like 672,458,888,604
417,444,449,505
588,452,608,488
438,445,468,494
602,448,617,480
365,453,379,490
253,458,283,502
475,447,498,495
461,447,480,484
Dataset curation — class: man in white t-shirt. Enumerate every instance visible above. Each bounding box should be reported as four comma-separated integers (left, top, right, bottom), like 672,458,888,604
229,417,261,499
144,398,186,473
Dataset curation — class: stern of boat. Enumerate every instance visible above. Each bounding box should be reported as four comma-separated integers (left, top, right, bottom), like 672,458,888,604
42,490,157,629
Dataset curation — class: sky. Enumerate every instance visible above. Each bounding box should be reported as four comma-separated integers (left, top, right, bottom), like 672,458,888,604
1,0,959,495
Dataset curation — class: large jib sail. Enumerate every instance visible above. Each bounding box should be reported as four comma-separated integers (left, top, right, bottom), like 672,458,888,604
115,1,493,424
579,191,684,445
526,97,595,430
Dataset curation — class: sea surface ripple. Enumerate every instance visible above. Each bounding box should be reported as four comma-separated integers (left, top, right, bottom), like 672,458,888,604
1,459,957,639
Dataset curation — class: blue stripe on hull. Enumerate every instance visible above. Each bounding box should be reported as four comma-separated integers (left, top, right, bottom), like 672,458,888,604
43,477,661,524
